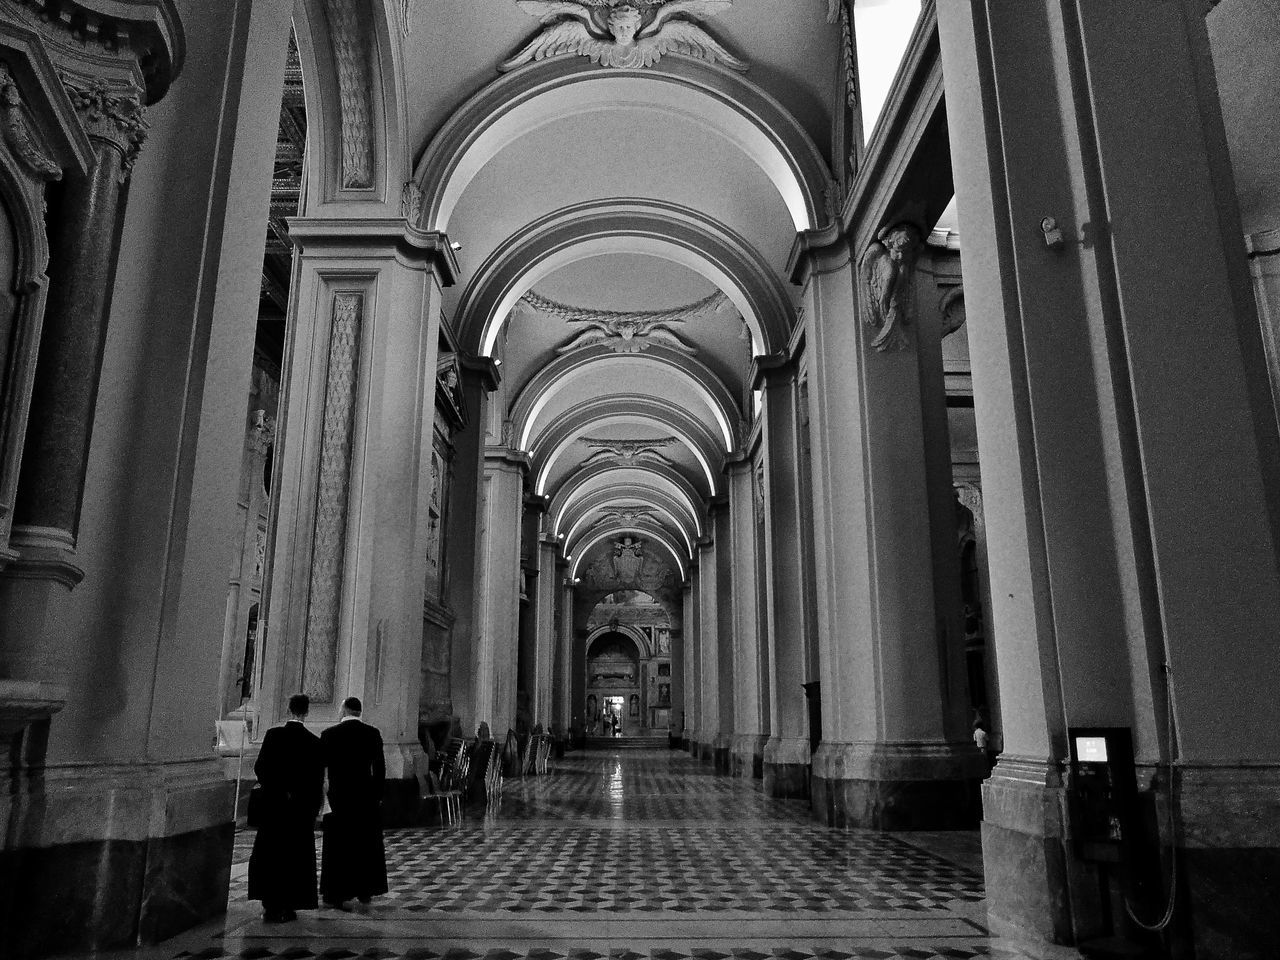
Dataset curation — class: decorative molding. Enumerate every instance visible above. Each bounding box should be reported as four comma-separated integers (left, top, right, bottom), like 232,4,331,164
859,222,923,353
401,179,424,221
400,0,416,36
523,289,724,355
581,436,679,468
301,292,364,703
0,65,60,181
753,459,765,527
502,0,747,72
322,0,375,190
59,73,148,179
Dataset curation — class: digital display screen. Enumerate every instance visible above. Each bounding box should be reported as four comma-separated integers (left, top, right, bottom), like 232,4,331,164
1075,736,1108,763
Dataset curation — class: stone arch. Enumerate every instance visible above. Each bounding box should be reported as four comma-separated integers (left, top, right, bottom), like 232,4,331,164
413,55,831,235
293,0,408,207
453,198,795,357
585,623,650,661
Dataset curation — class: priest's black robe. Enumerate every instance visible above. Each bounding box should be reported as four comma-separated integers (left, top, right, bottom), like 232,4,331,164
246,720,324,911
319,718,388,903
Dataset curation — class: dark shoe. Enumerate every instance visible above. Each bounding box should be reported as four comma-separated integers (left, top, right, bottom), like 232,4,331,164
282,910,298,922
262,911,288,923
357,897,371,905
324,899,352,912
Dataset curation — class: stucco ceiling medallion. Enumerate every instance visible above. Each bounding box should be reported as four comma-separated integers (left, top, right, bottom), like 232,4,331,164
501,1,748,72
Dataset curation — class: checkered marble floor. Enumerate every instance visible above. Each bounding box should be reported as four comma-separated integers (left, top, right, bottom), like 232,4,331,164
172,748,1084,960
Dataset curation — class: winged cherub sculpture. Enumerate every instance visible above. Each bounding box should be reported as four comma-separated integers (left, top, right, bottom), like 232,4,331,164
501,0,747,72
859,222,922,353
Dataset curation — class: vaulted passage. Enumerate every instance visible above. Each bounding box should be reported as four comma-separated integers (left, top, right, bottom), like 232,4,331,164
1,3,1278,960
175,748,1023,960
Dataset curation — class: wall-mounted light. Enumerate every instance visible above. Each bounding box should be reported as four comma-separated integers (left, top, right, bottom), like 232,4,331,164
450,241,463,251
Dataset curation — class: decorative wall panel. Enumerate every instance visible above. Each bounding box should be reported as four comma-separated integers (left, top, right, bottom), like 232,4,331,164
302,291,363,701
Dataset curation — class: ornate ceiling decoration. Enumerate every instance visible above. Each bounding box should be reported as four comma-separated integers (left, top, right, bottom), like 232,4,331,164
581,436,678,468
501,1,747,72
522,289,727,355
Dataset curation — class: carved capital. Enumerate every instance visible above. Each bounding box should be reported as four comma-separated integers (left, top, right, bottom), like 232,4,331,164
59,73,148,178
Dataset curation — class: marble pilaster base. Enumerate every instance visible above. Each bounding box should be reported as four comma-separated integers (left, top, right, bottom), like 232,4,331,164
730,734,767,779
1171,763,1280,959
0,759,235,957
763,736,811,799
712,733,731,774
810,739,985,830
698,739,716,767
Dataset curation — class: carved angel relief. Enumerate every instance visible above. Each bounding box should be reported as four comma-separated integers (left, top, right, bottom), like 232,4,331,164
581,437,679,469
523,290,723,356
501,0,747,72
0,67,60,182
601,505,660,528
859,223,922,353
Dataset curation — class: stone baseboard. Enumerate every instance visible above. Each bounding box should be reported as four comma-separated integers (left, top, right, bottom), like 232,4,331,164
763,737,810,799
0,759,235,958
730,734,767,779
810,739,985,829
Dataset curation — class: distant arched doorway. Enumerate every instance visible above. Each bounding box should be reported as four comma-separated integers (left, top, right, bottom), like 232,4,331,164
583,590,674,737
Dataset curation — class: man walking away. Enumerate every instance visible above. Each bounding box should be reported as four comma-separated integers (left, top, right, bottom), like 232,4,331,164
320,696,388,910
248,693,324,923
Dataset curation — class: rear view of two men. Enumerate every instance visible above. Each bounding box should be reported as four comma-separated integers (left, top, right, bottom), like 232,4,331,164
248,694,389,923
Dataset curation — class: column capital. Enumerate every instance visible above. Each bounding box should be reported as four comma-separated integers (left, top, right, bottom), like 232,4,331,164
58,72,148,175
484,445,531,473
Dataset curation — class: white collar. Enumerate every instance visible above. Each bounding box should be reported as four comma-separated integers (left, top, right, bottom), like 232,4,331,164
340,715,361,722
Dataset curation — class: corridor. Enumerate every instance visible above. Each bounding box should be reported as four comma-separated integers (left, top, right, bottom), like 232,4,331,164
163,749,1081,960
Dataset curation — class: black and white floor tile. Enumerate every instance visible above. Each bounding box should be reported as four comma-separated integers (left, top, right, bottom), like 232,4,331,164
176,748,1083,960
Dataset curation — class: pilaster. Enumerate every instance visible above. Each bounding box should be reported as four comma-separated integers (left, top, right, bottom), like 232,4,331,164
758,361,817,799
938,2,1280,954
799,234,981,829
726,459,766,779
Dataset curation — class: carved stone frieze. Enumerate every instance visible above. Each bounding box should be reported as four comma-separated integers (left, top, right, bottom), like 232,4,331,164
502,0,747,72
581,436,678,469
59,73,149,179
524,289,723,356
401,179,424,222
323,0,375,190
859,222,922,353
301,292,364,703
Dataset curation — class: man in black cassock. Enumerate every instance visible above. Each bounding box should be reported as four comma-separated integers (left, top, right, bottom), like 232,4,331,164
247,693,324,923
320,696,388,910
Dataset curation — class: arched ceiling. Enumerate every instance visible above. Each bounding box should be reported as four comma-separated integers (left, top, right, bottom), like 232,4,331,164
399,1,841,587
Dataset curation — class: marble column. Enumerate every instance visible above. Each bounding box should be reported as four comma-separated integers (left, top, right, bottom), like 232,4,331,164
727,461,766,778
759,362,816,798
261,218,457,821
471,446,527,738
532,533,558,728
798,234,982,830
713,502,735,773
669,625,684,745
8,77,146,584
938,2,1280,954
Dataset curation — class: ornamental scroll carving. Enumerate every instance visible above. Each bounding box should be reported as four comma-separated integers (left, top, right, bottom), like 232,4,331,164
0,67,60,182
301,292,364,702
502,1,747,72
323,0,375,190
859,222,922,353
